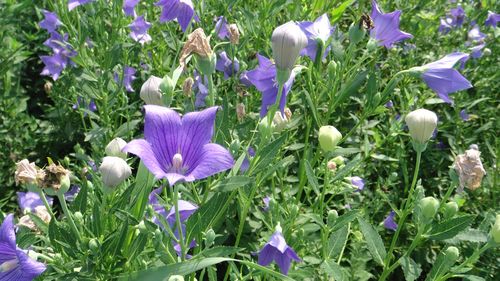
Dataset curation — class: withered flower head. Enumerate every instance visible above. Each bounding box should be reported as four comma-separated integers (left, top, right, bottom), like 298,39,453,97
18,206,51,232
15,159,45,186
183,77,194,97
453,144,486,191
228,24,240,45
41,163,70,192
236,103,246,121
179,28,213,67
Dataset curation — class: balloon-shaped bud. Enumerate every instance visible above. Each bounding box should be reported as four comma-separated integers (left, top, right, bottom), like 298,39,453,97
318,125,342,152
105,137,127,159
271,21,307,73
442,201,459,219
405,109,438,144
420,196,440,219
99,156,132,188
140,76,163,105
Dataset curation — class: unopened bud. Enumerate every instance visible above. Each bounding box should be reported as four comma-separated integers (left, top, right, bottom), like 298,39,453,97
318,125,342,152
405,109,438,144
327,60,338,79
420,196,439,219
327,210,339,227
483,48,491,56
89,238,99,253
271,21,307,72
444,246,460,262
44,81,53,94
74,211,84,223
168,276,184,281
99,156,132,188
284,107,292,120
327,160,337,171
140,76,163,105
236,103,246,121
205,229,216,247
105,137,127,159
442,201,459,219
228,24,240,45
159,75,175,106
183,77,194,97
273,112,289,132
332,156,345,166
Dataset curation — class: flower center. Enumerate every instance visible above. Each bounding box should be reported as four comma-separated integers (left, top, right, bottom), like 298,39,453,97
170,153,185,174
0,258,18,273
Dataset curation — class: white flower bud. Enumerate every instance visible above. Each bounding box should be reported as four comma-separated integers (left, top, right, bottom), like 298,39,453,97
99,156,132,187
271,21,307,71
318,125,342,152
405,109,438,144
105,137,128,159
140,76,163,105
272,112,289,132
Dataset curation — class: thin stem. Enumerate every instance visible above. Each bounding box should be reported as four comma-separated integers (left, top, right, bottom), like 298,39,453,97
57,193,81,241
207,74,215,107
337,222,351,264
38,189,55,220
436,242,492,281
318,159,329,216
381,150,422,280
173,185,186,261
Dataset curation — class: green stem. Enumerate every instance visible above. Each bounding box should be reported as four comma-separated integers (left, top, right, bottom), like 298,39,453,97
173,185,186,261
38,189,55,220
207,74,215,107
436,242,493,281
318,159,329,216
337,222,351,264
57,193,81,241
381,150,422,280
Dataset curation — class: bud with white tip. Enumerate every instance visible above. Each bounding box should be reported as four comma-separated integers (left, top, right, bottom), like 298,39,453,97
271,21,307,82
105,138,127,159
99,156,132,188
140,76,163,105
405,109,438,144
228,24,240,45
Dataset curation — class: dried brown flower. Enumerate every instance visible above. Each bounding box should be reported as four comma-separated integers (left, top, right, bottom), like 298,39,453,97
40,163,70,191
179,28,212,67
228,24,240,44
15,159,45,186
183,77,194,97
454,145,486,191
18,206,51,232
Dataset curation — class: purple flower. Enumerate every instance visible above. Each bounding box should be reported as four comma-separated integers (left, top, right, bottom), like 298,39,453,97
39,10,61,33
385,100,394,108
17,192,53,213
0,214,46,280
470,43,485,59
262,196,271,212
485,11,500,27
123,66,137,92
460,109,470,121
64,185,80,202
351,176,365,191
155,0,195,32
439,17,454,34
239,71,252,87
129,15,152,45
72,97,97,115
468,25,486,42
449,6,465,27
68,0,95,11
258,230,301,275
215,16,229,39
420,52,472,104
44,32,78,60
193,71,209,108
240,147,255,173
123,0,140,17
123,106,234,186
370,0,413,48
297,13,334,60
216,51,239,80
383,211,398,231
164,200,198,227
40,53,68,80
246,54,297,117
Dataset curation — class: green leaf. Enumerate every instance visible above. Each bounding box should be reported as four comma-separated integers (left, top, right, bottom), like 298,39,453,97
428,215,475,240
305,159,320,196
114,119,141,137
357,217,387,265
452,229,488,243
331,0,355,23
198,246,243,258
425,248,457,281
250,133,287,175
321,260,346,281
214,176,252,192
186,192,230,241
331,210,358,232
401,256,422,281
328,225,349,260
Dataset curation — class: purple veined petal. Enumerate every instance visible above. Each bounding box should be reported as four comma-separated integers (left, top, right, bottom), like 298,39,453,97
17,192,53,213
298,13,334,60
15,249,47,280
40,54,68,80
123,0,139,17
351,176,365,191
258,244,276,266
370,0,413,48
239,71,252,87
450,6,465,26
68,0,95,11
274,251,292,275
0,214,17,260
64,185,80,202
39,10,62,33
129,15,152,45
285,247,302,262
165,200,198,224
178,106,219,168
267,231,288,253
123,139,168,180
383,211,398,231
423,52,469,69
176,1,195,32
215,16,229,39
186,143,234,181
485,11,500,27
157,0,195,32
421,68,472,104
468,25,486,42
470,43,485,59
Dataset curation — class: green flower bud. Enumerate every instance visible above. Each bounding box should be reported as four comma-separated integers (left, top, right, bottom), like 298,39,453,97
444,246,460,262
205,229,216,247
327,60,338,79
271,21,307,72
420,196,440,219
74,211,84,224
318,126,342,152
140,76,163,105
89,238,99,253
442,201,459,219
332,156,345,166
327,210,339,227
366,38,379,52
137,220,147,234
195,53,217,76
160,75,175,106
491,214,500,243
